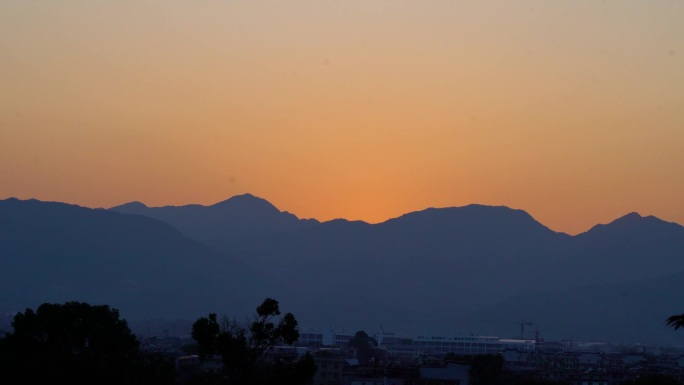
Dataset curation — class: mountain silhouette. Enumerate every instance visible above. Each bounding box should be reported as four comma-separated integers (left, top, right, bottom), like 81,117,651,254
0,198,274,323
556,212,684,288
200,199,684,340
3,195,684,345
220,203,573,333
581,211,684,240
110,193,318,244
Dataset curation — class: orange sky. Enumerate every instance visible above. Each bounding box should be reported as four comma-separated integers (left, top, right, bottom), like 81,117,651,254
1,1,683,235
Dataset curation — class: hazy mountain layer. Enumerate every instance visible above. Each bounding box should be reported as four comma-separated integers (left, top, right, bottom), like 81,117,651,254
471,270,684,346
0,198,275,323
110,193,318,243
3,195,684,345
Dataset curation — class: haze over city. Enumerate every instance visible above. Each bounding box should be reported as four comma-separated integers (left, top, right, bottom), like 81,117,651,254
1,1,682,235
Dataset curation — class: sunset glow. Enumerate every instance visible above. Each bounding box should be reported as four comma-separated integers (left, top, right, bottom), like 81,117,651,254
1,1,683,235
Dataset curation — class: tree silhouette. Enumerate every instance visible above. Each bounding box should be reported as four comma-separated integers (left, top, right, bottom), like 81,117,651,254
348,330,379,365
191,297,315,385
666,314,684,330
0,301,175,385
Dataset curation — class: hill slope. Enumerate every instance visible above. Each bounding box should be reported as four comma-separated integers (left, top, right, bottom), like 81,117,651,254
0,198,274,323
110,193,318,243
5,196,684,345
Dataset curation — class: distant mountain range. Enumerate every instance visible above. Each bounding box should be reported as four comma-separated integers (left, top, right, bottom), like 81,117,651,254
0,197,275,321
110,194,319,244
3,194,684,346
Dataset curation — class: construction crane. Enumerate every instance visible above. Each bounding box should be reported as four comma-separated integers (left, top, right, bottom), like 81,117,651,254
478,318,534,340
517,318,534,340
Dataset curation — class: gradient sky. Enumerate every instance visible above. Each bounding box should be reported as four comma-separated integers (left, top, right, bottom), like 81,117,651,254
1,1,682,235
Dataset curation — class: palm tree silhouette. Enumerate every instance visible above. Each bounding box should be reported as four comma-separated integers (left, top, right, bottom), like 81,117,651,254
666,314,684,330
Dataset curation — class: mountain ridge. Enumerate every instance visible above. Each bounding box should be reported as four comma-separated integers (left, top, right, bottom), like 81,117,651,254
109,193,319,243
108,194,683,236
3,195,684,344
0,197,277,322
581,211,684,237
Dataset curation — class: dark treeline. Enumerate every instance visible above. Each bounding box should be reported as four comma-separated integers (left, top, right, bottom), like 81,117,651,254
0,299,315,385
3,300,684,385
0,301,176,385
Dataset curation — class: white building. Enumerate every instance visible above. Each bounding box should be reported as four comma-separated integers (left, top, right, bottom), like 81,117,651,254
411,334,535,355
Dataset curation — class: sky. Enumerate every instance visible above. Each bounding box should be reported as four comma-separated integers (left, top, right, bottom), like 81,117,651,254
1,1,682,235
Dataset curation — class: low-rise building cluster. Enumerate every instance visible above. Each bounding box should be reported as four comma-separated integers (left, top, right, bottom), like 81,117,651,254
143,328,684,385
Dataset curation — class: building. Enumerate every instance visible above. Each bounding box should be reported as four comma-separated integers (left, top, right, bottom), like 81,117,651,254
411,334,535,356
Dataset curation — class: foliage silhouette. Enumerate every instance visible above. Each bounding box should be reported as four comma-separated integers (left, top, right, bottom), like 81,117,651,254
0,301,176,385
190,297,315,385
666,313,684,330
347,330,379,365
